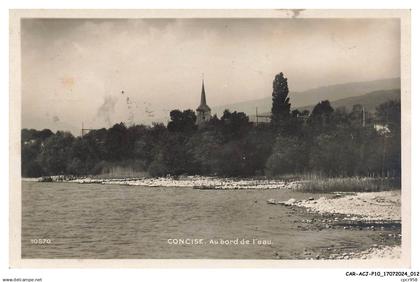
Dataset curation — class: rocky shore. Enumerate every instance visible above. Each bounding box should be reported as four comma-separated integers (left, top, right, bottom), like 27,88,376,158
268,190,401,259
269,190,401,221
28,175,301,190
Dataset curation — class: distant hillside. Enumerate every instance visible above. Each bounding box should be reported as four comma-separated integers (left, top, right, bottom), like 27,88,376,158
297,89,401,113
213,77,400,116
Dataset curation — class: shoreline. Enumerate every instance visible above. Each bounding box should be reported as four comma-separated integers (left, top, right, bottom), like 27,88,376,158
23,175,302,190
22,175,398,192
271,190,401,222
268,191,401,259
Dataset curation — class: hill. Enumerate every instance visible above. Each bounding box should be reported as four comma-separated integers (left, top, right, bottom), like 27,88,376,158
297,89,401,113
212,77,400,116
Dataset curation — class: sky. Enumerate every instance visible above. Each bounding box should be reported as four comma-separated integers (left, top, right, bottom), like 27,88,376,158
21,18,400,134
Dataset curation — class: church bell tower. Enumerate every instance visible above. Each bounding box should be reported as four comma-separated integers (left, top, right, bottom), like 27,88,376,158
196,79,211,126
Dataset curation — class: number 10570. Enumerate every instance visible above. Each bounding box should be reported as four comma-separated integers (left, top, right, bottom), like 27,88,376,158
30,238,51,244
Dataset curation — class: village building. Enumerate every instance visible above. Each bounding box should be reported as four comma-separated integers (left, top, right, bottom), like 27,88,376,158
196,79,211,126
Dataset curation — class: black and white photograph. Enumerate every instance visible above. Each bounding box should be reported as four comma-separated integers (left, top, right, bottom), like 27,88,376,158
8,9,412,269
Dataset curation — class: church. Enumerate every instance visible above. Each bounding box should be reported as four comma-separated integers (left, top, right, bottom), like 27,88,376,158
196,79,211,126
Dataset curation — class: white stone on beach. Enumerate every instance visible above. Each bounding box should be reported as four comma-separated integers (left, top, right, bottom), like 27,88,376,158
287,198,296,204
286,191,401,222
267,199,278,205
63,176,302,190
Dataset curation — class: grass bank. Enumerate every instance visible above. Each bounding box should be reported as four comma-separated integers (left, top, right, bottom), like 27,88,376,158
295,175,400,193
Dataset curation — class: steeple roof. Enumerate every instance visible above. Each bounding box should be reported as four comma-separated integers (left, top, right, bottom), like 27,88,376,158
196,79,211,112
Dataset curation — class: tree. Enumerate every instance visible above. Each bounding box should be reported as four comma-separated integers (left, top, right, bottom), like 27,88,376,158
186,131,224,175
265,136,308,176
150,133,196,176
167,109,197,133
220,110,251,140
242,128,276,175
104,123,131,161
212,140,250,176
308,130,359,177
271,72,291,126
375,100,401,177
38,131,75,175
148,158,168,177
309,100,334,128
21,139,44,177
376,100,401,131
37,129,54,140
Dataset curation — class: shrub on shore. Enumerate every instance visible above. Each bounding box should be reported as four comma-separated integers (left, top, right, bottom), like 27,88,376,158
295,176,400,193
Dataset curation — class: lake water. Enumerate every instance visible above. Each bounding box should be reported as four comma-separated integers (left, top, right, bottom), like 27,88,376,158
22,181,393,259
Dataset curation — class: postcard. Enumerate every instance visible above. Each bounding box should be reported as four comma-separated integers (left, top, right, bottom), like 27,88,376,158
9,9,411,267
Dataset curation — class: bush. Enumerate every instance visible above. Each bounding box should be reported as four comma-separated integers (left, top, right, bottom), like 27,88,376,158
265,136,307,176
147,159,168,177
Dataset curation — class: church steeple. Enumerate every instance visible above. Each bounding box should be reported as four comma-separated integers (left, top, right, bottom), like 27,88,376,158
196,78,211,112
196,77,211,126
200,79,207,105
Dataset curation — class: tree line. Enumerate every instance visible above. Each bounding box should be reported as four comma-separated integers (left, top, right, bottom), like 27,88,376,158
21,72,401,178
